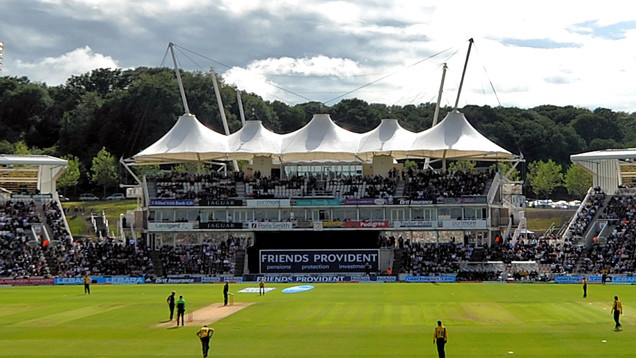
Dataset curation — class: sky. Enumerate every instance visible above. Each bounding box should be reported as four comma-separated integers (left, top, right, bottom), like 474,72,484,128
2,0,636,112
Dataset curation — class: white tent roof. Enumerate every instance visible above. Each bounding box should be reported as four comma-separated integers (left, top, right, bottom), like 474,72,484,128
226,120,283,160
133,114,228,163
410,111,513,160
131,111,515,164
280,114,362,161
357,119,418,161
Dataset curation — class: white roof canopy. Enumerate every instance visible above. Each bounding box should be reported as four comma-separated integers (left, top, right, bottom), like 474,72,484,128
226,120,283,160
280,114,362,161
409,111,512,160
133,114,228,163
131,111,515,164
357,119,418,161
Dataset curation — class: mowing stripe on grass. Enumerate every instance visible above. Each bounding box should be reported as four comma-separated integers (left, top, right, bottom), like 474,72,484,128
17,304,130,327
461,302,523,324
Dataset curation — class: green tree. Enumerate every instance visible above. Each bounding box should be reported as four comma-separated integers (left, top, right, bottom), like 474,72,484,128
0,140,13,154
331,98,380,132
91,147,119,197
448,160,476,173
0,78,54,144
172,162,202,174
13,140,31,155
404,160,418,172
132,164,162,178
564,165,593,199
570,109,622,145
527,160,563,198
57,155,82,194
490,162,521,181
273,100,305,132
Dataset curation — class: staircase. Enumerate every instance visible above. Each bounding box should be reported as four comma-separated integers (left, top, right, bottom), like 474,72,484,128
90,211,108,238
151,250,164,276
234,181,246,198
43,249,59,276
146,181,158,198
394,178,405,198
234,249,246,276
572,252,589,274
391,249,403,274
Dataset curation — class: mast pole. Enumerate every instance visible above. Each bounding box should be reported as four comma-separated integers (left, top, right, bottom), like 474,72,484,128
453,38,474,112
424,63,449,170
432,63,448,127
210,67,231,135
237,91,247,126
169,43,190,114
210,67,239,171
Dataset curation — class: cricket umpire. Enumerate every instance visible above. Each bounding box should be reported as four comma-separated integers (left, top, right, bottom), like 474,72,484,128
433,320,448,358
167,291,176,320
176,295,186,326
223,282,229,306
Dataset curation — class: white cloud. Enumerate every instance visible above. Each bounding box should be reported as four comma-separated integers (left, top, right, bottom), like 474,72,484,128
14,46,118,85
4,0,636,110
223,56,363,102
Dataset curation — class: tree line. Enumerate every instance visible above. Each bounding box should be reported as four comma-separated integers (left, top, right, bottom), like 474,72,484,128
2,67,632,199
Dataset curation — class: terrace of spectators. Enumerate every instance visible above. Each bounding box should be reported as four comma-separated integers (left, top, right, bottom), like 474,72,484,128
6,168,634,281
147,167,493,202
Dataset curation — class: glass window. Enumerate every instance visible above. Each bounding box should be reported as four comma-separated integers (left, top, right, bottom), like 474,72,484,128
439,207,462,220
359,208,372,220
411,208,435,221
281,209,293,221
463,207,484,220
371,208,385,220
254,209,266,221
333,207,357,221
450,207,463,220
291,208,307,221
266,209,279,221
212,210,227,221
156,209,172,221
356,208,384,221
438,208,451,220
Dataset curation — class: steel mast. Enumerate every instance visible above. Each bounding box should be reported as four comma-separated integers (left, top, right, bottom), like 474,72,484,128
453,38,474,112
168,43,190,114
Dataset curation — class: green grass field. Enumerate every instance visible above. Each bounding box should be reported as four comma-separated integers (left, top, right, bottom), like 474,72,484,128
1,282,634,357
62,201,138,237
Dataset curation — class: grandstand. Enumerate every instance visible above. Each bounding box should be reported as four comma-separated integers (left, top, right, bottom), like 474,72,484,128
0,155,70,278
5,120,636,284
122,111,533,281
120,113,636,282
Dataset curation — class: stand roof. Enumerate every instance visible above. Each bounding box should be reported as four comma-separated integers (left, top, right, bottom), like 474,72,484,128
131,111,515,164
133,114,228,163
409,111,512,160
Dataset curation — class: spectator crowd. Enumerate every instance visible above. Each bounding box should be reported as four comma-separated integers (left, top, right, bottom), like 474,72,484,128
5,175,636,281
0,200,49,277
148,168,493,203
